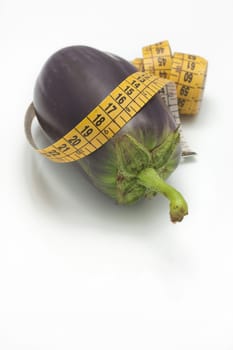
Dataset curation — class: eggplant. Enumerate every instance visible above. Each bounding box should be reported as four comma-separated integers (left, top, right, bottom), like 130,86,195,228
33,46,188,222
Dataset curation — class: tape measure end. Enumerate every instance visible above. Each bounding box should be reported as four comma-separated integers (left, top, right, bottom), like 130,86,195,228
182,151,197,157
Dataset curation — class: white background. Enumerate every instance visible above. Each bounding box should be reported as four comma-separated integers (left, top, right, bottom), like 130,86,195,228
1,0,233,349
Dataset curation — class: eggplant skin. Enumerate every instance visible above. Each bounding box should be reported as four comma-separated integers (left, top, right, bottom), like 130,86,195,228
33,46,180,203
34,46,136,140
34,46,176,145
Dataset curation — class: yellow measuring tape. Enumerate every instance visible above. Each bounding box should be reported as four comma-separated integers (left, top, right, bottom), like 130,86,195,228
132,40,208,115
25,72,169,163
25,41,208,163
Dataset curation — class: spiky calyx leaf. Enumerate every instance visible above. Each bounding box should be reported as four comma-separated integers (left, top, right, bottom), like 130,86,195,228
114,131,188,222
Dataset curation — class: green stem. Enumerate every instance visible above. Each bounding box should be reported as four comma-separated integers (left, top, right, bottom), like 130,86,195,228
137,168,188,223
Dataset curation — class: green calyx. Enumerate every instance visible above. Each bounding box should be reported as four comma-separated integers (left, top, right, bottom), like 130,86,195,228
151,126,180,169
115,129,188,223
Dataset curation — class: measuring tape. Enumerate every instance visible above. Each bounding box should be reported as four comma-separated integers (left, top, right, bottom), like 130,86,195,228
132,40,208,115
25,41,208,163
25,72,170,163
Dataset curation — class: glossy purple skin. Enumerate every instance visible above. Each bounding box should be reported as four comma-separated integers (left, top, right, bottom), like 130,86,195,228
33,46,178,198
34,46,176,141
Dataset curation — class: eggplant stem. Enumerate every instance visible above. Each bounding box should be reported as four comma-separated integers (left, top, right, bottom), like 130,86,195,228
137,167,188,223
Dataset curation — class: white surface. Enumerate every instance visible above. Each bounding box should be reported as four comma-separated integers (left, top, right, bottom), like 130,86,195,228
1,0,233,349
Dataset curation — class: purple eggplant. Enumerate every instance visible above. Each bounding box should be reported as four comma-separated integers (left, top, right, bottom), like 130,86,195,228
33,46,188,222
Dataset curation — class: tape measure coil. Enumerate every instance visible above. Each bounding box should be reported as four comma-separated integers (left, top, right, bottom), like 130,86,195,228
132,40,208,116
